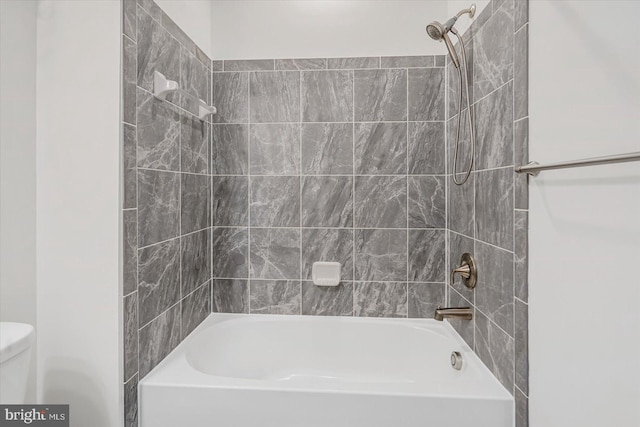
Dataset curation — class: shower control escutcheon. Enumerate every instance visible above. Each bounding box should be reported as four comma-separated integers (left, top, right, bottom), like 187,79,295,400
450,253,477,289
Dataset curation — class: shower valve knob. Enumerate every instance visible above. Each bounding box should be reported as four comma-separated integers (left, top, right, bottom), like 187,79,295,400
450,253,477,289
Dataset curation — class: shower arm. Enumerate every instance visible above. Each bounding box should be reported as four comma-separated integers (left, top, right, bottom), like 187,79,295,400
455,4,476,19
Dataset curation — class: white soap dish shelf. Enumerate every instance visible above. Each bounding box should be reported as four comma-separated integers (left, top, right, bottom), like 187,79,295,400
153,71,216,121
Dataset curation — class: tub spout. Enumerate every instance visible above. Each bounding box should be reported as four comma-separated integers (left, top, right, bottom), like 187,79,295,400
434,306,473,321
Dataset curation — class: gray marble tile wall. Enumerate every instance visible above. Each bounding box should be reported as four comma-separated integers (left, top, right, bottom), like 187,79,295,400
446,0,529,426
121,0,212,426
211,56,448,320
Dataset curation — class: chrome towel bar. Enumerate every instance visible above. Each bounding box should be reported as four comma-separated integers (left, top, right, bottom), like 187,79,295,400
515,151,640,176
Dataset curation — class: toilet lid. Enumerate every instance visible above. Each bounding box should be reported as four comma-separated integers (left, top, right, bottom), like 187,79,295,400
0,322,35,364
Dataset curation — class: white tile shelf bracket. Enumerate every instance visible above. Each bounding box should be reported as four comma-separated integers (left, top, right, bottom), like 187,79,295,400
153,71,216,121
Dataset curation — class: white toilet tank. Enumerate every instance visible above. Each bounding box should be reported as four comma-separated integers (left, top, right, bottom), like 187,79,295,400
0,322,35,403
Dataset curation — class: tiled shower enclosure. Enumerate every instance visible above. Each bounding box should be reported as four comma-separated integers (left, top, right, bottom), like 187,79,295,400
210,56,448,317
120,0,529,426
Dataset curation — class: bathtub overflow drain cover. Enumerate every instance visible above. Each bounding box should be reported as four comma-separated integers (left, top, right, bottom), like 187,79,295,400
451,351,463,370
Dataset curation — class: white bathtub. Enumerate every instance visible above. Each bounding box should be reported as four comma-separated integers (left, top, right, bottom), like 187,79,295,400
140,313,513,427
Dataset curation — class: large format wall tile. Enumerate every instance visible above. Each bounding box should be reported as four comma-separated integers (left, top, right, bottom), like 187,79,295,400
250,228,301,280
475,168,514,250
123,0,136,40
355,229,407,282
301,176,353,227
474,81,513,170
381,56,436,68
354,69,407,121
516,387,529,427
408,122,445,175
124,375,137,427
473,0,514,100
448,168,474,238
475,241,514,336
138,239,180,326
355,122,407,174
354,282,408,318
181,117,209,174
475,310,515,392
213,73,249,124
136,89,180,171
301,123,353,174
250,176,300,227
514,118,529,209
514,24,528,121
249,124,300,175
213,176,249,227
446,110,472,177
276,58,327,71
408,176,446,228
123,36,136,126
408,230,446,283
408,68,445,121
138,303,181,377
515,210,529,301
302,282,353,316
250,280,301,315
355,176,407,228
138,169,180,247
212,124,248,174
301,70,353,122
212,279,249,313
123,124,137,209
123,293,138,381
250,71,300,123
180,229,210,296
181,173,211,234
446,38,473,120
515,298,529,394
136,6,180,94
180,48,210,114
408,283,445,318
181,282,210,339
123,210,138,296
224,59,274,72
212,228,248,279
328,57,379,69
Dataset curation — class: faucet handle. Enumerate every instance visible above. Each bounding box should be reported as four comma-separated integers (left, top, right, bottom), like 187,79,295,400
450,253,477,289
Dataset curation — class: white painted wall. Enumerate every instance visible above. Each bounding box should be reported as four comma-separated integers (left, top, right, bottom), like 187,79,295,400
210,0,449,59
0,0,38,403
35,1,122,425
155,0,212,56
529,2,640,427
